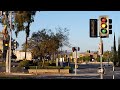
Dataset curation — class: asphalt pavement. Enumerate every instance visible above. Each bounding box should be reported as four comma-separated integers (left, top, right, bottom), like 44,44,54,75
0,62,120,79
35,62,120,79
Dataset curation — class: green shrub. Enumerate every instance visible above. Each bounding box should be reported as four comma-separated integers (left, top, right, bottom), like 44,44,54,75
18,60,29,67
0,62,5,67
44,62,50,66
29,66,72,70
49,63,56,66
69,67,73,73
29,66,61,69
64,66,71,69
37,61,56,67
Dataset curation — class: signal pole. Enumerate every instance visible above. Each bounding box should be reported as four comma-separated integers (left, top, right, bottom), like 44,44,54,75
90,15,112,79
6,50,9,73
100,37,103,79
8,11,12,73
113,63,114,79
75,49,77,75
72,47,80,75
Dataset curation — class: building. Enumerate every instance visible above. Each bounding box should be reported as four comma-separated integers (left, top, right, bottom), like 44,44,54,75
0,32,3,58
80,52,98,61
0,32,3,53
14,50,32,61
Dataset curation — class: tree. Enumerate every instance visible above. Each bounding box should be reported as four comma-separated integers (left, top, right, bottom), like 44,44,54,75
22,28,70,61
96,56,100,62
14,11,37,60
82,55,90,63
103,51,111,62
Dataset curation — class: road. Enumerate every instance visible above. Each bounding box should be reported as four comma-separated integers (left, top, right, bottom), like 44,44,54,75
0,62,120,79
35,62,120,79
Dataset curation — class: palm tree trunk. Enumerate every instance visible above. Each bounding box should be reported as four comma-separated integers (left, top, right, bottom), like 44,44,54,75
25,35,27,59
25,22,30,60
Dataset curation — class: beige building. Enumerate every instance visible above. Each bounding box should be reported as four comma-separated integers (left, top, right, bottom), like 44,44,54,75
14,50,32,61
0,32,3,54
80,52,98,60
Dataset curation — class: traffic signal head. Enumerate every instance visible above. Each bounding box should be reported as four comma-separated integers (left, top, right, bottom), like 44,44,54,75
99,16,109,38
78,47,80,51
90,19,98,38
12,40,17,50
109,19,112,34
4,40,9,46
4,40,9,50
72,47,76,52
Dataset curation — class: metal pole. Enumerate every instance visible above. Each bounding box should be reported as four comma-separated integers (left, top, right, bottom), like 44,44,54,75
36,66,37,75
113,62,114,79
8,11,12,73
100,37,103,79
3,11,9,73
6,50,9,73
100,54,103,79
75,49,77,75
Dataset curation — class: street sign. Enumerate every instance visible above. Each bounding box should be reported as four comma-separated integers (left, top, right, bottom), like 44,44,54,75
98,41,103,55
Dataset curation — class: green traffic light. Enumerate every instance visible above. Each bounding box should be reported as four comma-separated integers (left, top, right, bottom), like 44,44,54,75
101,29,107,34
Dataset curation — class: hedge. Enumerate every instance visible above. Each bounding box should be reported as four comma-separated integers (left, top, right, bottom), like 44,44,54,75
29,66,71,69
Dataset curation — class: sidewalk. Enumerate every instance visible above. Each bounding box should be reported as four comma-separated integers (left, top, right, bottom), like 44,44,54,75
5,73,33,76
34,73,99,77
1,72,100,77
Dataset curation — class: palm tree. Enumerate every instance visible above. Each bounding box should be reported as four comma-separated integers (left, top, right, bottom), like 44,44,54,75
14,11,36,60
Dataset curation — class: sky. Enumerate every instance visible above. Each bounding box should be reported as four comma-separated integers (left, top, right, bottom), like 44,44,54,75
0,11,120,52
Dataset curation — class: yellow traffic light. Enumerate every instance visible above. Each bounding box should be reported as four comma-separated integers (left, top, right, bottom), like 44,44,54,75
101,23,107,28
5,44,8,46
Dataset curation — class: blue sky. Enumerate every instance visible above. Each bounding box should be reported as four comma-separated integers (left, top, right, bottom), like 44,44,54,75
0,11,119,52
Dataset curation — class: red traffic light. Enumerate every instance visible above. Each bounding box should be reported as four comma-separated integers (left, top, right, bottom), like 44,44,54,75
101,17,107,22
